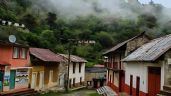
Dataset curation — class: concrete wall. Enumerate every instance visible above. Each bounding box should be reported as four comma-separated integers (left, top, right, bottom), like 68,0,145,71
0,46,30,68
125,62,164,93
69,62,85,85
30,63,60,90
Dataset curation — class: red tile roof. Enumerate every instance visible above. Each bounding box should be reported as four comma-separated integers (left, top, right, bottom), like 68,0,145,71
30,48,64,62
59,54,87,63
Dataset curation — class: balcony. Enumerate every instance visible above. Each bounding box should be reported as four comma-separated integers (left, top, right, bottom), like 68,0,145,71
106,62,122,71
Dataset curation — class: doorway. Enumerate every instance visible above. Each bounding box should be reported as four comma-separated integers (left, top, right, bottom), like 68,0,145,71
31,72,37,89
10,70,16,90
148,67,161,96
39,71,44,89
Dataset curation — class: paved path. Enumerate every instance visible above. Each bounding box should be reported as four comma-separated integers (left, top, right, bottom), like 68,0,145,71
60,89,96,96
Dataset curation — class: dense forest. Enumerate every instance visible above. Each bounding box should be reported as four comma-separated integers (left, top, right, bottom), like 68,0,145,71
0,0,171,66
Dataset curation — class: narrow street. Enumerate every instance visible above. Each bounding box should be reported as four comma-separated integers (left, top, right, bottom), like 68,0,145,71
40,89,99,96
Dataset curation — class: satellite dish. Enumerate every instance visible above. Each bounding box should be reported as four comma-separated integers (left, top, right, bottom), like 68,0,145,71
9,35,16,43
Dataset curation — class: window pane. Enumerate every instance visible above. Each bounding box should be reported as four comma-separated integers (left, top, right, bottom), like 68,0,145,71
13,47,19,58
21,48,27,59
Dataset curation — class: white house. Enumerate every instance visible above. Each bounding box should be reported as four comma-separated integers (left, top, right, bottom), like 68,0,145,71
122,34,171,96
58,54,87,89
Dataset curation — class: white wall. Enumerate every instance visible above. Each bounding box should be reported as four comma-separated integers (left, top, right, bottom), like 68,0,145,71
125,62,164,93
69,62,85,84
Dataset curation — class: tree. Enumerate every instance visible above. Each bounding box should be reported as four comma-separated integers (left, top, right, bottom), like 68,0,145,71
46,12,57,29
96,32,114,48
20,14,38,32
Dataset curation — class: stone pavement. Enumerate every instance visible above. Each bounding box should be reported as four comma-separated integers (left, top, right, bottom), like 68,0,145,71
60,89,96,96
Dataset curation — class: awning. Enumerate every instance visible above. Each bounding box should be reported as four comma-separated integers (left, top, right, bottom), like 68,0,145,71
11,67,32,70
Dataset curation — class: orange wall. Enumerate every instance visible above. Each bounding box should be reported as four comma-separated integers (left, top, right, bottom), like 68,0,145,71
0,45,30,68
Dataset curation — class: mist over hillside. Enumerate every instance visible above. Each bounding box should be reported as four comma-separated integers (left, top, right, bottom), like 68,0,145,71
1,0,171,66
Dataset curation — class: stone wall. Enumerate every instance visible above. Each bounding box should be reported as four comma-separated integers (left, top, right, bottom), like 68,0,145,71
164,50,171,85
126,35,150,56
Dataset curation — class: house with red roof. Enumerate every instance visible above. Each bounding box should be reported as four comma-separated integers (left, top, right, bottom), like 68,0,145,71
0,40,31,93
29,48,64,91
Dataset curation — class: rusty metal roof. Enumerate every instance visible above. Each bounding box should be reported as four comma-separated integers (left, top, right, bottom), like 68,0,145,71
59,54,87,63
123,34,171,62
0,40,29,48
30,48,64,62
103,32,148,55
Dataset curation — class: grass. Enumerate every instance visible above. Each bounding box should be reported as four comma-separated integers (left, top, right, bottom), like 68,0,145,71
88,92,100,96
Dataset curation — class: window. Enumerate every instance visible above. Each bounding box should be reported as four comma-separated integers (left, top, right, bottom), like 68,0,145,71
80,77,82,85
13,47,19,58
21,48,27,59
73,78,75,87
73,63,76,74
79,63,82,73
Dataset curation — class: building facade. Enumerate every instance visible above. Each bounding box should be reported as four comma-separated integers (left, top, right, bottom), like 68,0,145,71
29,48,64,91
103,32,150,93
85,64,107,89
0,41,30,92
59,54,87,89
123,34,171,96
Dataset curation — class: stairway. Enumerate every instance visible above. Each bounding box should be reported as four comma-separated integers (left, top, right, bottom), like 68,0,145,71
158,85,171,96
0,88,38,96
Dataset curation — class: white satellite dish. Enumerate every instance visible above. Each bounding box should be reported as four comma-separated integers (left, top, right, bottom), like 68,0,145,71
9,35,16,43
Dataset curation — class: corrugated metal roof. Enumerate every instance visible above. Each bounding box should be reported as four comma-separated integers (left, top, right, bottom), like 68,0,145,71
123,34,171,62
103,32,148,55
59,54,87,63
0,40,29,48
30,48,64,62
85,67,107,73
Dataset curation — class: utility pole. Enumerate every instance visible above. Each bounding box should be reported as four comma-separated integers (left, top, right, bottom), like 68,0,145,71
64,39,95,92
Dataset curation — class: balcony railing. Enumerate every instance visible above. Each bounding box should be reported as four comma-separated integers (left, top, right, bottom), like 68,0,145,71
106,62,120,70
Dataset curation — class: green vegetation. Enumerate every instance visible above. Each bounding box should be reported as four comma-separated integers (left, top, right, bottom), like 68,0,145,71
88,92,100,96
0,0,171,66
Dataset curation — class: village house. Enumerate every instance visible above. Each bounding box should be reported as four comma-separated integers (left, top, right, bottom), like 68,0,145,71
29,48,64,91
103,32,150,93
58,54,87,89
0,40,33,94
85,64,107,89
122,34,171,96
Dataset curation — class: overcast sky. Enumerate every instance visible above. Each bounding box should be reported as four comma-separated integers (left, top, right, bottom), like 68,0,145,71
139,0,171,8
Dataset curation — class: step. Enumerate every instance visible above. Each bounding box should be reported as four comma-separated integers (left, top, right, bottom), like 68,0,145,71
1,88,37,96
159,90,171,96
163,85,171,92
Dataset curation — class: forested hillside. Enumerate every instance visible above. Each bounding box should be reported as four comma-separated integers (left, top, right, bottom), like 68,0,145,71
1,0,171,66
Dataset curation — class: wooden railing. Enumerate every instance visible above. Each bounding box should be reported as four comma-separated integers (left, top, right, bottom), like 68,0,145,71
106,62,119,70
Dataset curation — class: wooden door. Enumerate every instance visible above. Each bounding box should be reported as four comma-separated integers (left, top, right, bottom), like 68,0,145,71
10,70,16,89
119,71,125,92
136,77,140,96
0,72,3,91
39,71,44,89
31,73,37,89
121,71,125,92
130,75,133,95
148,67,161,96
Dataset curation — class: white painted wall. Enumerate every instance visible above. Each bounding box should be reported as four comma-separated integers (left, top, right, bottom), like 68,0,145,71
125,62,164,93
69,62,85,84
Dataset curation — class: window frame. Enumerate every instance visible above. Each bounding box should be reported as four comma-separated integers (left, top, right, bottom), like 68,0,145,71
12,47,20,59
20,48,27,59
